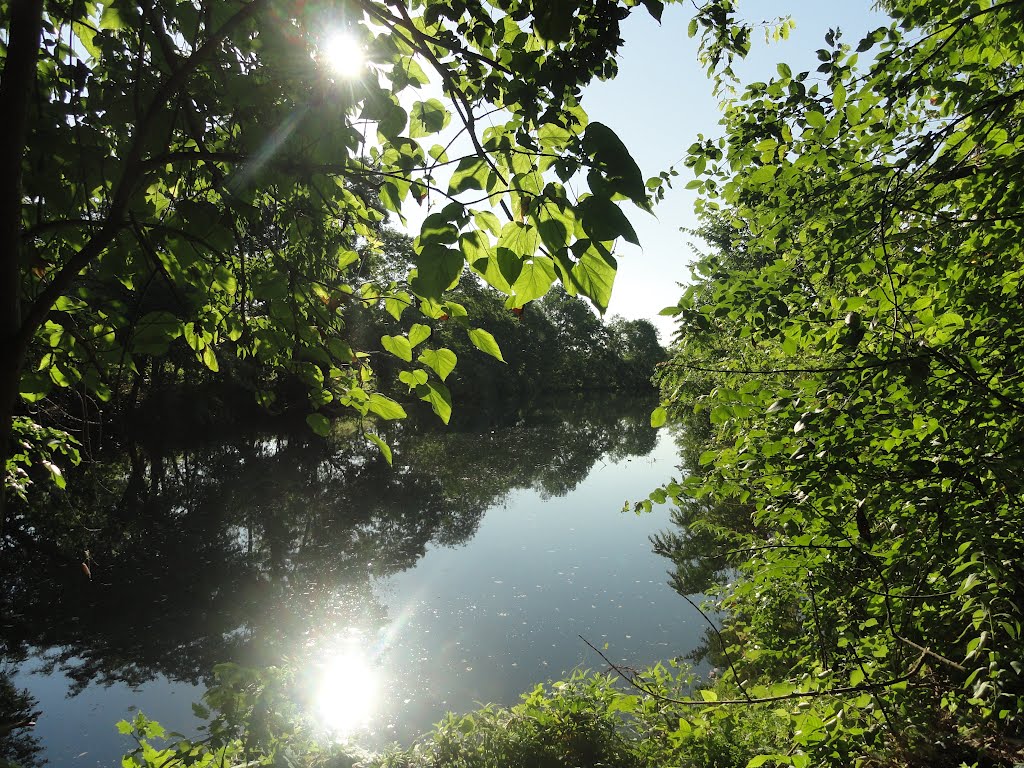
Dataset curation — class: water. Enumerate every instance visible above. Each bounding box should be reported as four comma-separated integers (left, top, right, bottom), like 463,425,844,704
0,394,699,766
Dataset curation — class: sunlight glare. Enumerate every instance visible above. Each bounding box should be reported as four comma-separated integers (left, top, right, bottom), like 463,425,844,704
321,31,365,79
315,644,379,736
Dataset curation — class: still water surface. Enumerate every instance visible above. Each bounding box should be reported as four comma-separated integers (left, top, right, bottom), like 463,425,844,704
2,394,699,765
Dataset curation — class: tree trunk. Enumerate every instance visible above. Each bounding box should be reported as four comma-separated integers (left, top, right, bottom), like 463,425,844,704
0,0,45,542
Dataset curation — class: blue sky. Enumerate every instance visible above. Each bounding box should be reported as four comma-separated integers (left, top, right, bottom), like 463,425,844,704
581,1,888,339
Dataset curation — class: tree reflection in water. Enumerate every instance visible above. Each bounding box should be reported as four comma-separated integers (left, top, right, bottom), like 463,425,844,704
0,393,658,721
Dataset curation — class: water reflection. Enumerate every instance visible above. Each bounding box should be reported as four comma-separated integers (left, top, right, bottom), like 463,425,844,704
313,631,380,737
1,393,670,763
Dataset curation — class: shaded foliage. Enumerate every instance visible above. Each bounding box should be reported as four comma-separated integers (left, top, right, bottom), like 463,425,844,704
654,0,1024,764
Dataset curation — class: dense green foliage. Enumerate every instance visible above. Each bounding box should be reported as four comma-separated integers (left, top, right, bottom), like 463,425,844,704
361,241,664,406
654,0,1024,764
94,229,662,435
114,663,788,768
0,0,665,530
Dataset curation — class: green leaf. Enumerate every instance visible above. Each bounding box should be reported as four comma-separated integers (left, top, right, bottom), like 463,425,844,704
534,201,575,250
408,323,432,348
410,98,451,137
570,245,617,312
19,371,52,403
367,393,407,420
385,292,412,321
99,3,126,30
212,265,237,293
41,460,66,490
473,210,502,236
410,245,463,299
399,369,429,388
419,211,461,245
641,0,664,23
651,406,668,428
608,694,641,713
460,229,492,265
201,345,219,372
449,157,491,194
833,83,847,110
534,0,575,43
497,221,540,260
468,328,505,362
362,89,407,138
365,432,393,465
582,122,647,204
806,110,827,130
395,56,429,87
381,334,413,362
416,380,453,424
418,348,457,381
579,197,639,245
306,413,331,436
132,311,183,355
337,249,360,270
511,256,556,305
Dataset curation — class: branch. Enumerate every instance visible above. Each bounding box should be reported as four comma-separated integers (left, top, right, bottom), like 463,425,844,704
385,0,515,221
580,634,928,707
17,0,269,355
357,0,514,77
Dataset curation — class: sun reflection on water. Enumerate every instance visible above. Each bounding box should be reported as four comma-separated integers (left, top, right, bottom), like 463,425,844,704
313,635,380,737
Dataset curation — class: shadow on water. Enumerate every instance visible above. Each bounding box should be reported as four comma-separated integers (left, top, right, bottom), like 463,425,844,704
0,392,659,762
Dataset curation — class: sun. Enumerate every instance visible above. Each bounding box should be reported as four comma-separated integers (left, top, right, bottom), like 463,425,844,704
321,30,365,79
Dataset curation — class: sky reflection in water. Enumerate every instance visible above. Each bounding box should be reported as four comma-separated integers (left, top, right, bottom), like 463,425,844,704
297,430,698,747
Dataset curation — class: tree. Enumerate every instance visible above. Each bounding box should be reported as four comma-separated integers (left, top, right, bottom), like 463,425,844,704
607,315,664,386
0,0,665,534
337,229,664,405
658,0,1024,760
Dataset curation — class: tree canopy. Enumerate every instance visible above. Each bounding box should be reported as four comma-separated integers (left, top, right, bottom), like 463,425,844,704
0,0,669,531
656,0,1024,761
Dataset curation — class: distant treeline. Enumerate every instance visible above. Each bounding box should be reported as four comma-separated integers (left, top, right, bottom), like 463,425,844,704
118,230,664,431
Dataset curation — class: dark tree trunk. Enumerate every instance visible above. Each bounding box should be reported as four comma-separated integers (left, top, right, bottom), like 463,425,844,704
0,0,45,541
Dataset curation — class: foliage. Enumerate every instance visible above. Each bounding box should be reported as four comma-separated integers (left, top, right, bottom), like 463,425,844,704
118,664,363,767
656,0,1024,764
384,672,644,768
3,417,80,503
118,662,797,768
340,230,664,409
0,0,668,531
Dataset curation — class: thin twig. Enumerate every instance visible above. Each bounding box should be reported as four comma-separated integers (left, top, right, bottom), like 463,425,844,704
580,634,928,707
